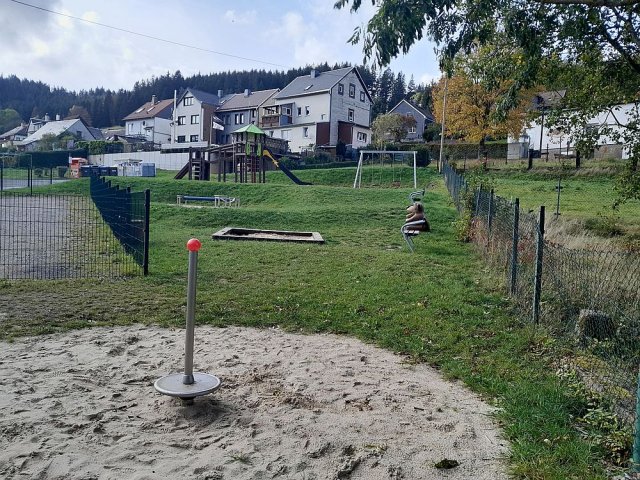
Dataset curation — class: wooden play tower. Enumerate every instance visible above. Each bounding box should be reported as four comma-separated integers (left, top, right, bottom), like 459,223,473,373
175,124,289,183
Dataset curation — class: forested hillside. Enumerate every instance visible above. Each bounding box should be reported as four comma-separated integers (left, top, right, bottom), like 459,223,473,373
0,62,432,129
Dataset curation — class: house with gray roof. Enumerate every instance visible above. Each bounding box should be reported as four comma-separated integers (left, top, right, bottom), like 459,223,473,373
123,95,173,145
387,99,435,142
216,88,279,145
260,67,372,153
0,123,28,148
18,118,99,151
163,88,226,151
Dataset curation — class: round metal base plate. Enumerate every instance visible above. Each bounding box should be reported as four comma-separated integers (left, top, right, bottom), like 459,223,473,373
154,372,221,399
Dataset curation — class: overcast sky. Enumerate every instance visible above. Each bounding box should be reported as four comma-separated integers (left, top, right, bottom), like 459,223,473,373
0,0,440,93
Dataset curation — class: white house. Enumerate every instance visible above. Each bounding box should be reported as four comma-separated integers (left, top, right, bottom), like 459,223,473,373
216,88,279,145
18,118,99,151
163,88,226,151
260,67,372,153
0,123,28,148
510,91,637,160
122,95,173,145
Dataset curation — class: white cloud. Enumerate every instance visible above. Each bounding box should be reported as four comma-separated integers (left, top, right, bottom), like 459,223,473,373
419,72,440,85
81,11,99,23
282,12,306,40
223,9,257,26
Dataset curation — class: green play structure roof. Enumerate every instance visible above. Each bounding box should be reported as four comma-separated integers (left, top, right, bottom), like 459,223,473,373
232,124,266,135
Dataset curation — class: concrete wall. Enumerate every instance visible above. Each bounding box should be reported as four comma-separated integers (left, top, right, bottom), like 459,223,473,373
89,151,189,170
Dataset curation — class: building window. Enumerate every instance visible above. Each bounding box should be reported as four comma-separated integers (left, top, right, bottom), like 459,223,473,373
305,106,310,116
303,127,309,138
357,132,367,142
321,114,326,120
177,135,186,143
183,96,194,106
348,109,354,122
409,126,416,134
297,107,302,116
360,91,365,102
190,135,199,142
128,123,133,132
235,113,244,124
282,129,291,140
251,109,257,119
338,83,344,95
284,107,291,115
191,114,199,124
177,116,186,125
349,84,356,98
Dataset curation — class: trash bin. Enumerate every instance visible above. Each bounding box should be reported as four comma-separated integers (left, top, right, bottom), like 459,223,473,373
141,163,156,177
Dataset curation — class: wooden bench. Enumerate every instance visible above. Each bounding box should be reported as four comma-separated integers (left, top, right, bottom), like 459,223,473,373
176,195,239,207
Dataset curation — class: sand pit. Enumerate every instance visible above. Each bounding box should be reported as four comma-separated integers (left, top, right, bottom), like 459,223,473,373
0,325,509,479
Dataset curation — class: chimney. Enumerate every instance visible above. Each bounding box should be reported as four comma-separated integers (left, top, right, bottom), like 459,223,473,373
44,113,50,121
152,95,157,104
244,89,250,97
310,69,316,78
218,89,223,98
56,114,61,121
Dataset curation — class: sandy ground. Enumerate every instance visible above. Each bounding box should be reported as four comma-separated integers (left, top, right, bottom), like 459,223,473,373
0,325,509,480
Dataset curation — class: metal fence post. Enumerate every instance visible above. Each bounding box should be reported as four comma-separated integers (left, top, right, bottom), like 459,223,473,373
487,188,494,247
143,189,150,276
510,198,520,295
533,206,545,324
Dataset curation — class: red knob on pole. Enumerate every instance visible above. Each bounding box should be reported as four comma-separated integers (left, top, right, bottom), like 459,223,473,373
187,238,201,252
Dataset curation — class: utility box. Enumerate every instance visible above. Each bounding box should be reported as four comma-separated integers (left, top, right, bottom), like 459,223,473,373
141,163,156,177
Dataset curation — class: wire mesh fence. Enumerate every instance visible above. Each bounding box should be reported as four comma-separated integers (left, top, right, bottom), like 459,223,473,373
0,153,70,193
89,176,149,274
0,179,149,279
442,160,640,444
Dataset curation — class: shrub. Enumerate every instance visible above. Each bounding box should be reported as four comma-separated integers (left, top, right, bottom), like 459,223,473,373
584,213,624,237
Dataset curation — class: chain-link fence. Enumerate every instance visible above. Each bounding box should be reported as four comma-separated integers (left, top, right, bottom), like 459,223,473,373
442,160,640,457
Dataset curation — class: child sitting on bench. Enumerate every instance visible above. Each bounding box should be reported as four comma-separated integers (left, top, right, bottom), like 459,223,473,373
405,202,430,232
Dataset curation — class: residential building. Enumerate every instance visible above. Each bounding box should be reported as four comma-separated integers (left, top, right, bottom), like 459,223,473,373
216,88,279,145
260,67,372,153
164,88,226,151
387,99,434,142
0,123,28,148
122,95,173,145
508,90,637,160
18,118,99,151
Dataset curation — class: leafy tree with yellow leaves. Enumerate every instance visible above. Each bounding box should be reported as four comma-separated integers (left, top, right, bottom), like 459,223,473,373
432,43,533,156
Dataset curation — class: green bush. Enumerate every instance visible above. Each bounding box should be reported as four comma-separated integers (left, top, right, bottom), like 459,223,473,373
584,213,624,237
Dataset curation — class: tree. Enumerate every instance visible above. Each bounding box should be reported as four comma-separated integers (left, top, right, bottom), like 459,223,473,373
335,0,640,201
0,108,22,133
65,105,93,126
431,43,532,153
372,113,417,146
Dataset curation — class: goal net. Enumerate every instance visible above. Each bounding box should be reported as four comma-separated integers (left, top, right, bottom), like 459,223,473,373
353,150,417,189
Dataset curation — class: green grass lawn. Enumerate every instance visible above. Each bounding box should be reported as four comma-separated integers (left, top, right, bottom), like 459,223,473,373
0,165,618,478
453,159,640,241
